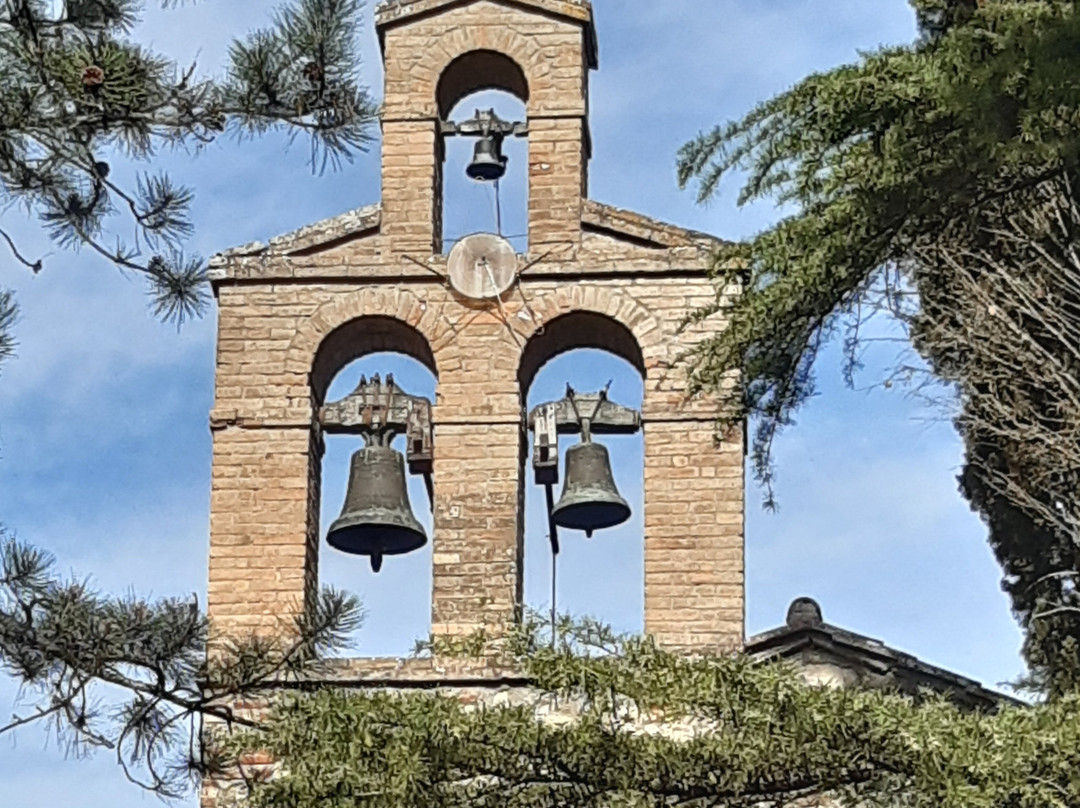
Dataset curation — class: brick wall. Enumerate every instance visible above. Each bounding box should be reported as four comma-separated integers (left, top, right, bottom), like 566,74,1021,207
380,0,590,249
205,0,743,652
203,4,744,806
209,268,742,648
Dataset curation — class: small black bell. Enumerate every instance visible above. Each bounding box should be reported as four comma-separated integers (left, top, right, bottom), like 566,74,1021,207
551,440,631,537
466,134,508,181
326,445,427,572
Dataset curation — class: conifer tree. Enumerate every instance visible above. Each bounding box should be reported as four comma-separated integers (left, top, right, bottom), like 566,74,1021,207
0,0,377,330
0,535,364,796
216,616,1080,808
0,0,376,795
6,538,1080,808
678,0,1080,694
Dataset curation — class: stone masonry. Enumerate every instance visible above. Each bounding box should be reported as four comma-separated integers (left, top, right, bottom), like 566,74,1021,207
205,0,744,658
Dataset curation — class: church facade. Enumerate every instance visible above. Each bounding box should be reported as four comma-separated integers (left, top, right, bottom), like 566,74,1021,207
201,2,1007,804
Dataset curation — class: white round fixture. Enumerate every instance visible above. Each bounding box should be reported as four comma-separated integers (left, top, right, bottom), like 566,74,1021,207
447,233,518,300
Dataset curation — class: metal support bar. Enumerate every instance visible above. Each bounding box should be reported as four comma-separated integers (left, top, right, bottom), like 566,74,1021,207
527,389,642,438
320,373,434,474
545,483,560,556
422,471,435,509
532,402,559,485
440,108,528,138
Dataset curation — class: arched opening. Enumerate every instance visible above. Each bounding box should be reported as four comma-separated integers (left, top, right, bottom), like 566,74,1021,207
440,52,529,254
519,311,646,394
437,50,529,121
312,319,438,658
311,316,436,405
519,313,647,634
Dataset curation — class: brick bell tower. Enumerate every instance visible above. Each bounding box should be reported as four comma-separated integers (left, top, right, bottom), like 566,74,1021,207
205,0,744,656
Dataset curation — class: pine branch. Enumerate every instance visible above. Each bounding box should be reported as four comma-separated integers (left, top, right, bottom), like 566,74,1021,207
0,533,364,798
0,0,377,326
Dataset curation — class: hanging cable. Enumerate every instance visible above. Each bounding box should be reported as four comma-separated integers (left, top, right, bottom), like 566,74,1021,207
495,178,504,236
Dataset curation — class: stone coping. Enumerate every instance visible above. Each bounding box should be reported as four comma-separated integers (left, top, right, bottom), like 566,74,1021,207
375,0,594,32
286,655,529,688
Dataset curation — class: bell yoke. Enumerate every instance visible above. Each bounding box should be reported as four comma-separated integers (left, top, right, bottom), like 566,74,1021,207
441,108,525,183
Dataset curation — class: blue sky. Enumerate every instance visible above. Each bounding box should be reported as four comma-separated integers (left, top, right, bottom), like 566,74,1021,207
0,1,1025,805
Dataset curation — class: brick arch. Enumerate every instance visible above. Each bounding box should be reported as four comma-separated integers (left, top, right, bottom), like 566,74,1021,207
286,289,460,404
411,27,559,118
512,287,668,392
437,50,529,120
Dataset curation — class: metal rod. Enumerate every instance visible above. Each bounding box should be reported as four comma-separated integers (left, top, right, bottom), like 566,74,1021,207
545,483,560,555
495,178,503,236
401,253,449,281
423,471,435,508
545,482,560,648
550,533,557,649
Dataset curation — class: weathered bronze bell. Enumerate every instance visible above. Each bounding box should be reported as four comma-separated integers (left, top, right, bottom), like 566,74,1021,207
326,445,427,572
466,134,508,181
551,440,631,538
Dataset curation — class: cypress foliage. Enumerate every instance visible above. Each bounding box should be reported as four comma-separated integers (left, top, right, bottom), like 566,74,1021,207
678,0,1080,695
5,538,1077,807
222,617,1080,808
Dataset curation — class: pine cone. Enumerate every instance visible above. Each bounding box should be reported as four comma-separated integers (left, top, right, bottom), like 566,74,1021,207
82,65,105,93
302,61,323,83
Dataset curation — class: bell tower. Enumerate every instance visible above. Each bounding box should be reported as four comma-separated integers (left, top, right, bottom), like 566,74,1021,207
205,0,744,657
378,0,595,254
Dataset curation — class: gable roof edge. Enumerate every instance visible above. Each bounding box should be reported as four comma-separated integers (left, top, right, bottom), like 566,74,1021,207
582,199,728,252
745,598,1022,710
209,203,382,267
375,0,599,68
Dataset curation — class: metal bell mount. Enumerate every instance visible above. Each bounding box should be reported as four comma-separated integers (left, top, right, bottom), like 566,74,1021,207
440,108,527,183
320,374,434,573
529,386,642,547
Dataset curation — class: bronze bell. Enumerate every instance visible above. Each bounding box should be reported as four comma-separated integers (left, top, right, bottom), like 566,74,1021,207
551,440,631,538
326,445,427,572
466,134,508,181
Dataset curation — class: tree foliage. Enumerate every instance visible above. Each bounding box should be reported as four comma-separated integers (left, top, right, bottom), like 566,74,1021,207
216,615,1080,808
0,534,363,797
5,541,1077,808
0,288,16,369
0,5,377,785
677,0,1080,694
0,0,377,326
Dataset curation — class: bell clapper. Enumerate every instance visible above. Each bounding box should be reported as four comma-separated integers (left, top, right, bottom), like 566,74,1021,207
371,553,383,573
